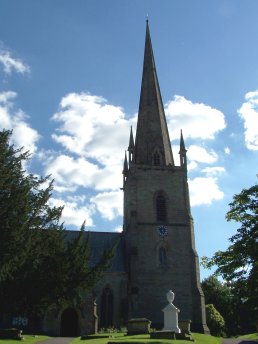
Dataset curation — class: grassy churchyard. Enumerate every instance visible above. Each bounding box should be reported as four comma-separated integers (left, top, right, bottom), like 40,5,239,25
0,335,50,344
237,333,258,341
72,333,222,344
0,332,257,344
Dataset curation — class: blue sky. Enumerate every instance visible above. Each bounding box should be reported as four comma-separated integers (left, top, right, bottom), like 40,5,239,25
0,0,257,280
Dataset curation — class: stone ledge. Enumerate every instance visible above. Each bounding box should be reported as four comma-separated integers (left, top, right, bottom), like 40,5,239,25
150,331,194,341
150,331,176,339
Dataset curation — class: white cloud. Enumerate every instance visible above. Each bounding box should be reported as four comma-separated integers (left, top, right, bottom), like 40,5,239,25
45,154,100,191
52,92,133,165
165,95,226,140
224,147,230,154
90,191,123,220
0,91,39,153
187,161,198,171
238,90,258,150
46,91,227,226
189,177,224,206
45,154,122,192
172,144,218,169
0,91,17,104
0,45,30,75
187,145,218,164
201,166,226,176
113,226,123,233
49,197,94,228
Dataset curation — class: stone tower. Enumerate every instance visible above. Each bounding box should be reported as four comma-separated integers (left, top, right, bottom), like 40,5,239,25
123,20,209,333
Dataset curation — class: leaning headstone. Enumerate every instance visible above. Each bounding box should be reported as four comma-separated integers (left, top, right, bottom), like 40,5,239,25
162,290,181,333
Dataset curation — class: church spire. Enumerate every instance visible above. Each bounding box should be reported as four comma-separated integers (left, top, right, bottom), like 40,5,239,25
134,20,174,166
179,129,187,168
122,151,129,186
128,126,135,164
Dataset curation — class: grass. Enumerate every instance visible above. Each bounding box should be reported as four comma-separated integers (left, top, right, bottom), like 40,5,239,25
72,332,222,344
192,333,221,344
238,333,258,341
0,335,50,344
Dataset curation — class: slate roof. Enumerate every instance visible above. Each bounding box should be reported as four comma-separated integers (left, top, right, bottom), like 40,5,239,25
65,230,125,273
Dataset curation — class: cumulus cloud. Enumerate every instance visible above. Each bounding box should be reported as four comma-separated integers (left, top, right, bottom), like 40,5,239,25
49,197,95,227
187,145,218,164
238,90,258,150
45,154,100,192
90,191,123,220
45,91,228,227
201,166,226,176
0,91,39,153
189,177,224,206
45,154,123,193
224,147,230,154
0,44,30,75
187,161,198,171
43,92,133,226
52,92,134,165
113,226,123,233
172,144,218,170
165,95,226,140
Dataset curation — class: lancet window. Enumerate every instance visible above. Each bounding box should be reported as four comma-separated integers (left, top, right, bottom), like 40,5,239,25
159,247,167,265
153,151,161,166
156,194,167,222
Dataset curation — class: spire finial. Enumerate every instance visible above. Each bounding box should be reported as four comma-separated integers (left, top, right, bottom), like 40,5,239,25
146,14,149,22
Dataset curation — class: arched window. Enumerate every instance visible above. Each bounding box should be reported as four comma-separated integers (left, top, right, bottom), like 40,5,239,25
156,195,167,221
100,286,113,327
159,247,167,265
153,151,161,166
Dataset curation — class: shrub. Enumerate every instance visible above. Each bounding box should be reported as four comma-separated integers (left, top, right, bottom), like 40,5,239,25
206,304,225,336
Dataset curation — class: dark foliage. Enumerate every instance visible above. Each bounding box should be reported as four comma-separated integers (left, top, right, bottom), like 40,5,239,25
202,181,258,333
0,130,114,318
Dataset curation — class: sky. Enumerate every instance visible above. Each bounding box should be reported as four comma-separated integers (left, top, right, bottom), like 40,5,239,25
0,0,257,280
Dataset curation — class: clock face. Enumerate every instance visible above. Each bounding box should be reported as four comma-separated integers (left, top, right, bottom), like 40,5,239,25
157,226,168,238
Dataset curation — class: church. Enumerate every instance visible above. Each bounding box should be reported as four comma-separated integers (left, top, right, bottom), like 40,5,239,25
43,20,209,336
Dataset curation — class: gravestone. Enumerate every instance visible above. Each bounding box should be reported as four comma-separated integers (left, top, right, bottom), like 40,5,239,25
127,318,151,334
162,290,181,333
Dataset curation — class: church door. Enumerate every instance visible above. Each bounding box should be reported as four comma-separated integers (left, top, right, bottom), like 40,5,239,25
60,308,78,336
100,286,113,328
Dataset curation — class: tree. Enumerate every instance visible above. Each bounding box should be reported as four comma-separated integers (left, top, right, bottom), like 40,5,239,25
201,275,238,335
202,182,258,332
205,304,225,337
0,130,113,320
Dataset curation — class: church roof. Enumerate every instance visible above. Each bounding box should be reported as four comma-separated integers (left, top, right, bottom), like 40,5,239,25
134,20,174,166
65,230,125,273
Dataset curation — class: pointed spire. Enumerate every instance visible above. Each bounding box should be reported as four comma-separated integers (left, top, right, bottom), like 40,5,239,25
179,129,187,154
128,126,135,151
179,129,187,168
123,151,129,174
134,20,174,166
